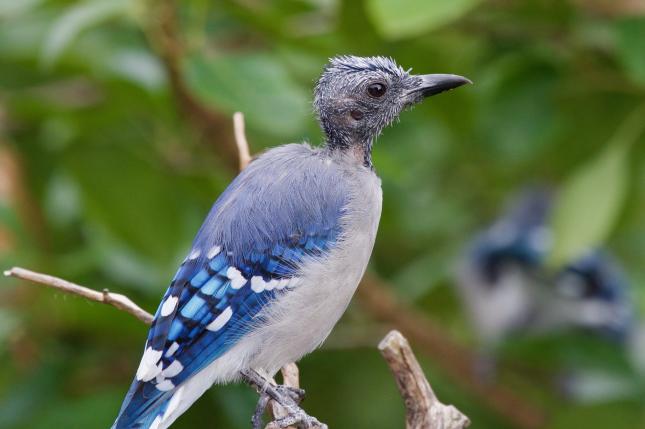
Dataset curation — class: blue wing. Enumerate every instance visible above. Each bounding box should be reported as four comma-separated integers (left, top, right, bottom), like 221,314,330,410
114,230,339,428
113,144,347,429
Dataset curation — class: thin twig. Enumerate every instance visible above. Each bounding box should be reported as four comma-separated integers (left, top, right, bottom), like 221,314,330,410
3,267,153,325
266,363,302,429
234,112,253,170
379,330,470,429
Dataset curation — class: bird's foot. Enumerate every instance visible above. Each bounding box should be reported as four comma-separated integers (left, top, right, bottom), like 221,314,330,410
240,369,325,429
271,402,327,429
274,383,306,404
252,392,271,429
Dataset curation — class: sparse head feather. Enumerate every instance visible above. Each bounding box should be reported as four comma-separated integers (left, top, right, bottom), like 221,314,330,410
314,55,409,106
324,55,407,77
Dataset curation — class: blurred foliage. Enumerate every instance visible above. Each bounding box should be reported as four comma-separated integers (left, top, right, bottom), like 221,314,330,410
548,106,643,267
1,0,645,428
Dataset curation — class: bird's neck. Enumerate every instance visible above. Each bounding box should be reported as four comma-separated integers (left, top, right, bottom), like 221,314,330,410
324,133,374,169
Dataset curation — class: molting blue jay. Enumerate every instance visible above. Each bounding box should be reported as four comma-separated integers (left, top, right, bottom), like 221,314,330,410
112,56,470,429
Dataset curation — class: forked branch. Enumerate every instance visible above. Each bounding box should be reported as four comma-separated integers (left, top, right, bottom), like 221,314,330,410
380,330,470,429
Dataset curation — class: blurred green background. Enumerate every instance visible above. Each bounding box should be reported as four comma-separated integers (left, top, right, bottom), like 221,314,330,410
1,0,645,428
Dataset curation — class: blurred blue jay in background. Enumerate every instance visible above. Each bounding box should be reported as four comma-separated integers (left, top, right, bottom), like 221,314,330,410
456,188,633,352
111,56,470,429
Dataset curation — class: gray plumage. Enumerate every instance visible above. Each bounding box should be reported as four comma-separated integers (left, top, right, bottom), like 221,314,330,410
193,144,347,269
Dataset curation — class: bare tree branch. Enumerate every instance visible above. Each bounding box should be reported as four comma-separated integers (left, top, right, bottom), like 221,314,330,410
234,112,253,170
266,363,303,429
3,267,153,325
379,330,470,429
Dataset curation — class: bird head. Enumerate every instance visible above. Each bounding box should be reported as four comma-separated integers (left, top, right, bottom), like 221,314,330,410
553,251,633,341
313,55,470,157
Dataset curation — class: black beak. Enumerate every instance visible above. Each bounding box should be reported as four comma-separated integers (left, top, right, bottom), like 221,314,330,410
414,74,472,97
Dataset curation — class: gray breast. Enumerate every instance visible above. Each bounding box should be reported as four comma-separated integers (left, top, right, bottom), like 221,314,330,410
245,151,383,375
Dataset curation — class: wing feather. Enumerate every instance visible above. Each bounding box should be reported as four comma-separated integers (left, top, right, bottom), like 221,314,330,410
113,145,347,428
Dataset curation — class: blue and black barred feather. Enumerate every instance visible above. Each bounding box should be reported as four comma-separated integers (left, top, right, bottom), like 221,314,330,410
114,230,338,428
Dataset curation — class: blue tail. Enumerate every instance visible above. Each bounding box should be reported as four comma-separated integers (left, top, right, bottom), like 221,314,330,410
112,378,174,429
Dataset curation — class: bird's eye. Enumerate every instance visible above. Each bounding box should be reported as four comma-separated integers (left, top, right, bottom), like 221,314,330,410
350,110,364,120
367,82,387,98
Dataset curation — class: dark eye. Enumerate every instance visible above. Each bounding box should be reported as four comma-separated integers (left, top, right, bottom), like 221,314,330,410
350,110,364,120
367,82,387,98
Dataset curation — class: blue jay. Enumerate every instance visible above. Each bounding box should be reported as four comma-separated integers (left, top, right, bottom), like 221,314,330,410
456,188,632,349
552,250,632,341
112,56,470,429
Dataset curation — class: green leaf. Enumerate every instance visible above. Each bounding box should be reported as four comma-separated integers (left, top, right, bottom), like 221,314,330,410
40,0,131,68
548,106,645,267
615,17,645,87
105,49,166,92
183,53,310,139
365,0,482,40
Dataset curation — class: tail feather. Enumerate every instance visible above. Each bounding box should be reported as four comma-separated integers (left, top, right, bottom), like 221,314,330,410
112,378,174,429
